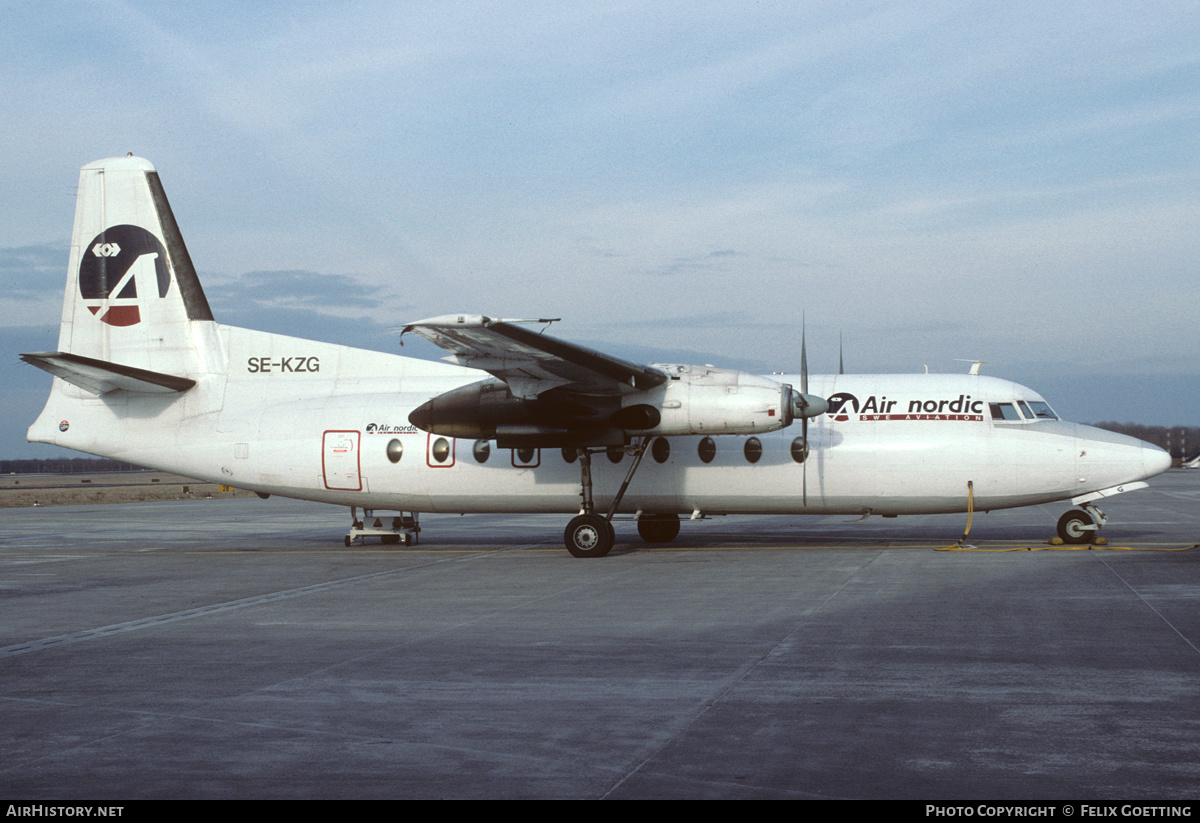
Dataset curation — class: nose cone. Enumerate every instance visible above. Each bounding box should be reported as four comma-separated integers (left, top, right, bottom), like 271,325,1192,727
1144,442,1172,477
1076,424,1173,489
408,400,433,432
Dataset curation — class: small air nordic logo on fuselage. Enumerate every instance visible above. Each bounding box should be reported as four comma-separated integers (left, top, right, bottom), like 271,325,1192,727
78,225,171,326
826,392,859,421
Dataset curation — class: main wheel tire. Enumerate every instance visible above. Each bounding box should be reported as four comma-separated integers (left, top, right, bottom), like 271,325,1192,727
564,514,615,558
1057,510,1095,544
637,513,681,544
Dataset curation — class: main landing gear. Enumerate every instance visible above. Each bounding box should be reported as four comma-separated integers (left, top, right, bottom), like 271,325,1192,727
345,507,421,547
564,438,678,558
564,514,614,559
637,513,681,543
1057,502,1107,544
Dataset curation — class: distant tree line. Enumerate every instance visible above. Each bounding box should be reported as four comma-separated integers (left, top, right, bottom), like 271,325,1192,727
1092,423,1199,459
0,457,147,475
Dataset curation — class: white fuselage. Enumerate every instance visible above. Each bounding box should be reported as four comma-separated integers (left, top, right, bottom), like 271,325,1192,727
28,323,1170,518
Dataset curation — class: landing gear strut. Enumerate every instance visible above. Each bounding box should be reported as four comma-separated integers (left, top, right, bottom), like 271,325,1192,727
564,439,650,558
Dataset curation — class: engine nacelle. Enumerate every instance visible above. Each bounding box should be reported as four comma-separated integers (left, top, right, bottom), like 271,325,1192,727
408,379,625,447
625,365,793,436
408,367,827,446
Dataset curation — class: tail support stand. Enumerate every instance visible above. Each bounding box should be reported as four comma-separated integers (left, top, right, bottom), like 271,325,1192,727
345,508,421,547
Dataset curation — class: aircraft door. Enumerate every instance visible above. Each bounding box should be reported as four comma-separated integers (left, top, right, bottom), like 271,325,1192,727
323,430,363,490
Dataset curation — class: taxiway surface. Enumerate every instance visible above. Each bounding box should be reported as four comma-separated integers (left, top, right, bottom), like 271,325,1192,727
2,472,1198,799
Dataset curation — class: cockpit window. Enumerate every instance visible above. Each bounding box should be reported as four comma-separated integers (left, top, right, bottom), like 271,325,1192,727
1027,401,1058,420
989,402,1022,421
991,399,1059,423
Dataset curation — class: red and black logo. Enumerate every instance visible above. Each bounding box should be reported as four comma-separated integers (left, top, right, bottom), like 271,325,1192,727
78,225,170,326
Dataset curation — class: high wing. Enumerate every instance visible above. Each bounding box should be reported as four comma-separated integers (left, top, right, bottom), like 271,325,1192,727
401,314,808,451
400,314,667,399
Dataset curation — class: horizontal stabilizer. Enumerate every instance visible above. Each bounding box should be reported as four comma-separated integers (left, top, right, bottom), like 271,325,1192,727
20,351,196,395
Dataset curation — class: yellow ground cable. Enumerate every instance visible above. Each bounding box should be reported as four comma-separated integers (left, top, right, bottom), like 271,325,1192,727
938,480,975,550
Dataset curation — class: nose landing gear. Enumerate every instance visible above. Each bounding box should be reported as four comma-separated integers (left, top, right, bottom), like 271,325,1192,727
1057,502,1107,544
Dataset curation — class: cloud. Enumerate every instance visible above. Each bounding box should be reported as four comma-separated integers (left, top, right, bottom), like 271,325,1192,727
205,269,422,335
645,249,747,277
210,270,368,308
0,244,68,298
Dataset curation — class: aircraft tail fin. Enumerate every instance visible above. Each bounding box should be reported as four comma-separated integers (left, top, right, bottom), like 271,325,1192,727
39,155,218,382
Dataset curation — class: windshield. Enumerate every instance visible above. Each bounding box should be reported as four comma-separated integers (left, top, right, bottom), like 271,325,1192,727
1026,401,1058,420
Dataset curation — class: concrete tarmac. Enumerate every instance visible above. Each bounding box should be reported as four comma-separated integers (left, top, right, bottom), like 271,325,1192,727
1,472,1198,799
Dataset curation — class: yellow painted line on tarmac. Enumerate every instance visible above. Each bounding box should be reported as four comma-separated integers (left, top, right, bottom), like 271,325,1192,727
2,541,1196,558
940,542,1199,553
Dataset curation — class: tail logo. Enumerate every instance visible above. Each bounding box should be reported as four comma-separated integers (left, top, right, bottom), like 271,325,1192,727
78,225,171,327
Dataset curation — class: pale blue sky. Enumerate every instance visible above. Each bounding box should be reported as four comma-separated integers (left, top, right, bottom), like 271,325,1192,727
3,2,1198,457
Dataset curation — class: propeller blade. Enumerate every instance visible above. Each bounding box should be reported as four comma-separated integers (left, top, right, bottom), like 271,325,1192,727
802,416,808,506
794,313,825,507
801,314,809,396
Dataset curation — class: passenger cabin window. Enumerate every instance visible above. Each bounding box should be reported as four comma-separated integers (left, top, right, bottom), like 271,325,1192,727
791,437,809,464
432,438,450,461
473,440,490,463
651,437,670,463
429,437,454,466
744,437,762,464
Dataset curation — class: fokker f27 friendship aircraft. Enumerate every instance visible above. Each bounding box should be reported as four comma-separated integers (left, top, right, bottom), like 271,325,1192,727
24,157,1171,557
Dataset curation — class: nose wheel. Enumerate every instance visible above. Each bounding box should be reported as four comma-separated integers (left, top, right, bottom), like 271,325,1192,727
1057,504,1105,544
